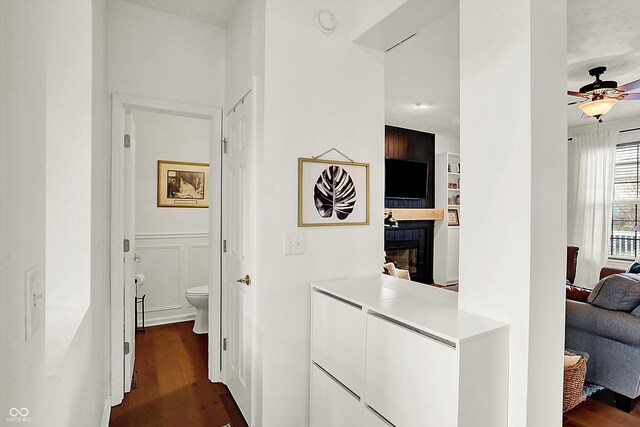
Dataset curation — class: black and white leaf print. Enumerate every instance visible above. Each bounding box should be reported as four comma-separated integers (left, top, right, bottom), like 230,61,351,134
314,165,357,220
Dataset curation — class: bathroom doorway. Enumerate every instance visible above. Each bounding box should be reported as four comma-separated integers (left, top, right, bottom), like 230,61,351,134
110,94,222,405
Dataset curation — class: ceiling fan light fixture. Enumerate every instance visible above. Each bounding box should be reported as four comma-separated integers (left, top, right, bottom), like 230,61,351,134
578,97,619,118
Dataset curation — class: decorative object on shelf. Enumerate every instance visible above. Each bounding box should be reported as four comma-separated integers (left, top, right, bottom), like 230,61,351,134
458,177,460,188
457,162,461,173
448,197,453,205
448,182,458,189
447,209,459,226
448,162,452,172
384,211,398,227
157,160,209,208
299,151,369,227
455,194,460,205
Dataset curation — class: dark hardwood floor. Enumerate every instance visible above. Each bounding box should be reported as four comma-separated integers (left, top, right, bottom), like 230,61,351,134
110,322,248,427
111,322,640,426
564,390,640,426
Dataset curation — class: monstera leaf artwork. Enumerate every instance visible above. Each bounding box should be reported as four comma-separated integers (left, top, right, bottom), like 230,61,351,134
314,165,357,220
298,157,369,226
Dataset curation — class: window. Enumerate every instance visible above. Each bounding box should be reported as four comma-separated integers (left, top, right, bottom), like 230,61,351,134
611,142,640,258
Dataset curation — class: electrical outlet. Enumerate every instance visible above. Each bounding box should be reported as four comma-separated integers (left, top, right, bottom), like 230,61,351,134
284,232,305,255
25,265,42,341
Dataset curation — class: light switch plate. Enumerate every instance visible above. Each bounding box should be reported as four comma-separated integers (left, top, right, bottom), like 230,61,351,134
25,265,42,341
284,232,305,255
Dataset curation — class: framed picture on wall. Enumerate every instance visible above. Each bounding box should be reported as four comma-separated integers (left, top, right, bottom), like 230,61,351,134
157,160,209,208
298,157,370,227
447,209,459,226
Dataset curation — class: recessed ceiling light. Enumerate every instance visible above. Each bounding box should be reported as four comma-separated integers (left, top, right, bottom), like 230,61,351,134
416,102,430,108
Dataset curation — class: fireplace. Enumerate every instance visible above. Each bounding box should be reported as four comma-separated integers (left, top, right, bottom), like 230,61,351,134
385,241,419,278
384,221,434,284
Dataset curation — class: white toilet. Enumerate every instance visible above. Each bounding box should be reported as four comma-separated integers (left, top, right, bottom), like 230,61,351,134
184,285,209,334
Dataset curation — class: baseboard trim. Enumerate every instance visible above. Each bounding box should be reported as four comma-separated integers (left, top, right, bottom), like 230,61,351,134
101,397,111,427
144,312,196,327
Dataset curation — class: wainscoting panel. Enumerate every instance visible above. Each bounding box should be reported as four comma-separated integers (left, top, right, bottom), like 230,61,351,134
135,233,209,326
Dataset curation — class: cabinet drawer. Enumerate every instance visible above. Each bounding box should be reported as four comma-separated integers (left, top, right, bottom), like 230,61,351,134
365,312,459,427
363,406,395,427
310,363,363,427
312,290,365,395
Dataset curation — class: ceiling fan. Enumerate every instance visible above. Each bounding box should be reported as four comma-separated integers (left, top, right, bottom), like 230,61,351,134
568,66,640,122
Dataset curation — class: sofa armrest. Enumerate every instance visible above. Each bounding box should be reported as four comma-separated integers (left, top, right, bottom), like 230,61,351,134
600,267,625,280
566,300,640,346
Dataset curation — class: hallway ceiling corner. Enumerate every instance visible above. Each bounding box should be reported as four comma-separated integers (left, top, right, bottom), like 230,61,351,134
123,0,240,28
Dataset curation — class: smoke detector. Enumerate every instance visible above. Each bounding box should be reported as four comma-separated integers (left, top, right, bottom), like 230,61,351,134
315,10,336,34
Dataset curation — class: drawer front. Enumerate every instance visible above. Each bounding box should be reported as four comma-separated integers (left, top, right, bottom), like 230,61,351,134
312,290,365,395
363,406,395,427
310,363,363,427
364,312,459,427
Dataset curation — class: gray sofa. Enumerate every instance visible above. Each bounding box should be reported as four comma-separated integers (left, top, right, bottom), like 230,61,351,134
565,268,640,412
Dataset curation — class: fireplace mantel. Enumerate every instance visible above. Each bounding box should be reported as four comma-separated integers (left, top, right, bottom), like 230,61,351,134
384,208,444,221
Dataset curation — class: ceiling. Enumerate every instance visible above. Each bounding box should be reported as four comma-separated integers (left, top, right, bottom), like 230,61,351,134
385,0,640,138
124,0,239,28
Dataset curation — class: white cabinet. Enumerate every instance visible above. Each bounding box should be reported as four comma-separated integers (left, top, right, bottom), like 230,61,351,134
311,290,365,396
310,364,362,427
365,313,458,427
310,275,508,427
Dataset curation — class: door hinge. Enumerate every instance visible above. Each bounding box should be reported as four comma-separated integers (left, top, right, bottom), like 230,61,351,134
124,134,131,148
223,338,227,351
124,239,130,253
124,341,130,355
221,137,228,153
223,240,227,253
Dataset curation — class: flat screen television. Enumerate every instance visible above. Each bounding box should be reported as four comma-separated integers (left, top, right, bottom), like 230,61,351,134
385,158,429,199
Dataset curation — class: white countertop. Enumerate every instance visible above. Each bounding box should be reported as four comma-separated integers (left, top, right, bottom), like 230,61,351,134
312,275,508,344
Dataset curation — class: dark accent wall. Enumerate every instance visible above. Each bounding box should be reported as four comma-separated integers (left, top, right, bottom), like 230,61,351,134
384,125,435,208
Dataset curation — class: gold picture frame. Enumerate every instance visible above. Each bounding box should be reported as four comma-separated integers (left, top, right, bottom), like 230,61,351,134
447,209,459,226
157,160,209,208
298,157,370,227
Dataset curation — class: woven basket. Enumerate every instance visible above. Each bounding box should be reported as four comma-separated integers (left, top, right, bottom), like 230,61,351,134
563,350,589,412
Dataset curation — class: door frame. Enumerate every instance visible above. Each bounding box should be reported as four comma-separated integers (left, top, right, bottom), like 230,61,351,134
110,93,223,405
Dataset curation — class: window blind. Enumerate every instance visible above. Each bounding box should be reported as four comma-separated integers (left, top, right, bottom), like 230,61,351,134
611,142,640,258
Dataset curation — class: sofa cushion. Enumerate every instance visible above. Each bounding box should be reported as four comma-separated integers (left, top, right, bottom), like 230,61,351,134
588,273,640,312
566,300,640,346
631,304,640,319
626,260,640,274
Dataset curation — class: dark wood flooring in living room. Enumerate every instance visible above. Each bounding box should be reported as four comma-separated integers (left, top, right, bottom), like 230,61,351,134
110,322,247,427
564,391,640,426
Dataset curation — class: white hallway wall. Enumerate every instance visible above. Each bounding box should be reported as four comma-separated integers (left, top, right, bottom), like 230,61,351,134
108,0,225,108
258,1,384,425
108,1,225,329
458,0,567,425
133,110,212,326
1,0,110,426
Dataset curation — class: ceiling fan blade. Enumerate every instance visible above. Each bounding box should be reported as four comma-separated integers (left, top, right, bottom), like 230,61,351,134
618,78,640,92
567,100,582,105
568,90,588,97
622,93,640,100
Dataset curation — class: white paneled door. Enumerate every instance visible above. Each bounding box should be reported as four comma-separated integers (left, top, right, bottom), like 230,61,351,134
223,90,255,424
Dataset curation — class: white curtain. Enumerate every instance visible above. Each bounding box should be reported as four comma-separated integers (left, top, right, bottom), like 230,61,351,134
568,131,618,287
